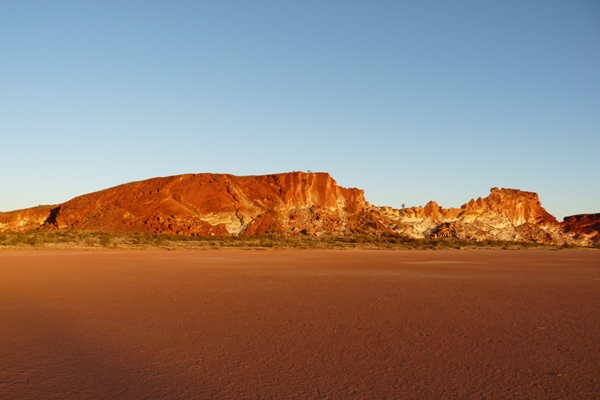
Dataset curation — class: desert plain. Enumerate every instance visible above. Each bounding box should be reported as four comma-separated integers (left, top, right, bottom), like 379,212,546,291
1,249,599,399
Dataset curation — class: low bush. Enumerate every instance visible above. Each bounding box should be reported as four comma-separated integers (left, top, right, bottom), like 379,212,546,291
99,235,112,247
0,229,580,251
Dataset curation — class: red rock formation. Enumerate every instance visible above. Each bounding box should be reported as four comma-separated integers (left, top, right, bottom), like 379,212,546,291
0,173,597,246
377,187,565,244
0,205,58,232
423,201,443,222
45,172,367,235
561,214,600,246
461,188,558,226
562,213,600,232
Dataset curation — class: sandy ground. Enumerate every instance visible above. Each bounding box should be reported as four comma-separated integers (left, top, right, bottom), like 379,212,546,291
1,250,599,399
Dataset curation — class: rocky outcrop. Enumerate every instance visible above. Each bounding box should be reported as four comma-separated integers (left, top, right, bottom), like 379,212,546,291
0,205,59,232
0,173,597,247
461,188,558,226
378,188,566,244
561,214,600,246
2,172,367,236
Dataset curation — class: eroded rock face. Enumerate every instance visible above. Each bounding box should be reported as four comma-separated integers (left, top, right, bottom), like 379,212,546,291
561,214,600,246
0,205,59,232
43,172,367,235
461,188,558,226
378,188,567,244
0,174,597,247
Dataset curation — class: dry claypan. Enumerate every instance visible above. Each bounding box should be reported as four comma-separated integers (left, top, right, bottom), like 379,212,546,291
1,249,599,399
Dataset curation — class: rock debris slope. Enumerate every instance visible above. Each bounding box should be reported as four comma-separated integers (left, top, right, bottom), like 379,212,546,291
0,172,597,246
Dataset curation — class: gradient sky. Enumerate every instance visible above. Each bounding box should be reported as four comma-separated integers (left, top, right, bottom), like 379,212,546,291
2,1,599,219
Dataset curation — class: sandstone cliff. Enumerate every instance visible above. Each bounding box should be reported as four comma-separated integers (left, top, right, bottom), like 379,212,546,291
0,173,597,247
378,188,570,244
0,205,58,233
1,172,367,236
561,213,600,247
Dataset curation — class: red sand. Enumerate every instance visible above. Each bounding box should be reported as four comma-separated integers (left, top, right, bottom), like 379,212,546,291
1,250,599,399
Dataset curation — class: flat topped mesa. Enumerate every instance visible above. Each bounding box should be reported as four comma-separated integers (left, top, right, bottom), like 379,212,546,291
461,187,558,226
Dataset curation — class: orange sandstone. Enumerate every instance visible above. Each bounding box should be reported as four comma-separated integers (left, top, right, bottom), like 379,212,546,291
0,173,598,246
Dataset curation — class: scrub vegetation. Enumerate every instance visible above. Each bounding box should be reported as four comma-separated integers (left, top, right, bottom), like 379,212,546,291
0,231,583,250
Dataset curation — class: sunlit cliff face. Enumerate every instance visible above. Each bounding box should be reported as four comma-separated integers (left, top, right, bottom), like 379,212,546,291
0,173,598,246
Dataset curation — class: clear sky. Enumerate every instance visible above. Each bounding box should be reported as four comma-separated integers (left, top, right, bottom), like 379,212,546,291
1,1,599,219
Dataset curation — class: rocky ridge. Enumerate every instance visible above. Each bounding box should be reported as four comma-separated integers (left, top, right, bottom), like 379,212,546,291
561,213,600,247
0,172,597,246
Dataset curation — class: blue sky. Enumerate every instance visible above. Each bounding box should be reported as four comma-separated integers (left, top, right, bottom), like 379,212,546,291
1,1,599,219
